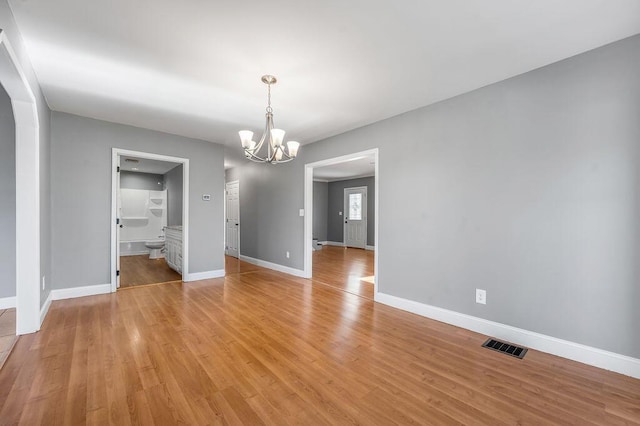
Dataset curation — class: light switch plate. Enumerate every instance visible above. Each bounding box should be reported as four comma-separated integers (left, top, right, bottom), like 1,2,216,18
476,289,486,305
299,209,304,217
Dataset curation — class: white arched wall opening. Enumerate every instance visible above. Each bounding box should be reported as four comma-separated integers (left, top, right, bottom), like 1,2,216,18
0,30,41,334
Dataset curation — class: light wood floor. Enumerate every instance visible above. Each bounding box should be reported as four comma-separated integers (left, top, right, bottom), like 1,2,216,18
1,256,639,424
120,254,182,288
0,308,16,370
313,246,375,299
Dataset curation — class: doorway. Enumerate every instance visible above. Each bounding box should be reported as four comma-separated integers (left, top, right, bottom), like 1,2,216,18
111,149,190,292
225,181,239,258
304,149,379,299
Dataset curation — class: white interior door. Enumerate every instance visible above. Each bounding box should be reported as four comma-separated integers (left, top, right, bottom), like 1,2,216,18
116,156,121,288
226,181,240,258
344,186,367,249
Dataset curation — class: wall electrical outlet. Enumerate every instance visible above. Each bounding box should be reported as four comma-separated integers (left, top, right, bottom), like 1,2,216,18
286,251,290,259
476,289,486,305
42,276,45,291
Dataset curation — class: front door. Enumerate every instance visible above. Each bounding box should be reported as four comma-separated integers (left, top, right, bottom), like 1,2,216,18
225,181,240,258
344,186,367,249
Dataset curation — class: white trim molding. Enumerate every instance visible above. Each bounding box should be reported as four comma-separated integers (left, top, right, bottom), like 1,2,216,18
375,292,640,379
52,284,112,301
239,255,306,278
321,241,375,251
0,30,41,335
40,292,52,325
184,270,225,282
0,296,16,309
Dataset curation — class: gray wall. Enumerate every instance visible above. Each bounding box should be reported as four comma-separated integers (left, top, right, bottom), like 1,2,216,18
120,171,164,190
0,83,15,298
51,112,225,289
312,181,328,241
327,177,375,246
164,164,183,226
1,1,53,308
226,34,640,358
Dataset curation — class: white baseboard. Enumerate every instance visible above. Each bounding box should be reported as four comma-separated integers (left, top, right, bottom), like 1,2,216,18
375,292,640,379
0,296,16,309
324,241,344,247
324,241,375,251
239,255,306,278
40,291,52,326
183,269,225,282
51,284,112,301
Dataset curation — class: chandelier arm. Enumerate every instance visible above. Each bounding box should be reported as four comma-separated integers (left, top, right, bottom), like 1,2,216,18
246,154,268,163
273,156,294,164
280,147,293,160
267,113,275,162
250,114,269,156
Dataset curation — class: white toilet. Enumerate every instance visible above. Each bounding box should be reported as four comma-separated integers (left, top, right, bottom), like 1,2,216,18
145,239,165,259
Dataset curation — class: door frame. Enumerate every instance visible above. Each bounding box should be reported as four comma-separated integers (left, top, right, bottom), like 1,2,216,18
225,180,240,258
343,186,368,249
303,148,379,295
0,31,41,335
110,148,189,292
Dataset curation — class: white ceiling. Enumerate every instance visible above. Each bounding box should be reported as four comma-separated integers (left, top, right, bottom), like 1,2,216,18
314,154,375,182
120,156,180,174
8,1,640,169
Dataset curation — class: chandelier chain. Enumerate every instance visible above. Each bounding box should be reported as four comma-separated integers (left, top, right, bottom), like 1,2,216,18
266,82,273,113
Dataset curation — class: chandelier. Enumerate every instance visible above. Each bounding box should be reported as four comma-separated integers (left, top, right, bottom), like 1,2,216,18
239,75,300,164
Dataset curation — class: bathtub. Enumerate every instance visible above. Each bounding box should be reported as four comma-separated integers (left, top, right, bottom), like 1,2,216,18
119,240,150,256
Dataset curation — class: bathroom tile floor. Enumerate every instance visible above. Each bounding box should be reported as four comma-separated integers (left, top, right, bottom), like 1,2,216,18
0,309,16,370
120,255,182,288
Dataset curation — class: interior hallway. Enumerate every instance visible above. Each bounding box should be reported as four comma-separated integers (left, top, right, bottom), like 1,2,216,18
1,257,638,423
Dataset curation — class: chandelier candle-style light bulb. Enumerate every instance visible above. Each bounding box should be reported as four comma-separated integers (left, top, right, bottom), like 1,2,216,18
239,75,301,164
287,141,300,157
239,130,254,149
271,129,285,147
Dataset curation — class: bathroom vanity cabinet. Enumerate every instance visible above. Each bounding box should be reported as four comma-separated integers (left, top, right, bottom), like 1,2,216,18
165,226,183,274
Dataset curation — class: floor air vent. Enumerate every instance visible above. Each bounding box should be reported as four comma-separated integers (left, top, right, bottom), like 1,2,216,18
482,338,528,359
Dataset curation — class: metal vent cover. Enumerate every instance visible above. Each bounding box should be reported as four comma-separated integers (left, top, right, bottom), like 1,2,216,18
482,338,528,359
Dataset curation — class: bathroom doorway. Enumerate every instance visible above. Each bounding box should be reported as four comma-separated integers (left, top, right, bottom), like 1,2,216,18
111,149,189,291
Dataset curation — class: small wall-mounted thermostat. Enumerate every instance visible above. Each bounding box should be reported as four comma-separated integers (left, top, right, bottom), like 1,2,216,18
202,194,211,201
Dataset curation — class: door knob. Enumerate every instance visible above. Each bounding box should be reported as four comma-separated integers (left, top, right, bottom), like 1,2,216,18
119,224,123,228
